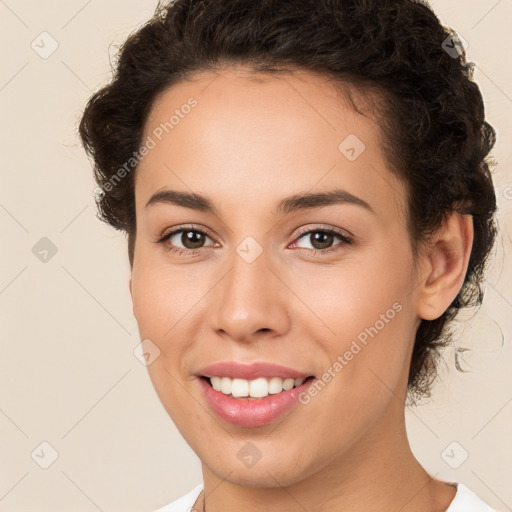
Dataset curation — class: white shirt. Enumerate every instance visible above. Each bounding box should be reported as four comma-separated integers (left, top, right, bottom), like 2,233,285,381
154,482,498,511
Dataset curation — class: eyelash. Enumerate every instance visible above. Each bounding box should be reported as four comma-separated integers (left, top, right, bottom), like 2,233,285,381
155,224,353,257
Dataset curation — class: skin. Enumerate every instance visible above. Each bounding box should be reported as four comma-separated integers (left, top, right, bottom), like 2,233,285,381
129,67,473,511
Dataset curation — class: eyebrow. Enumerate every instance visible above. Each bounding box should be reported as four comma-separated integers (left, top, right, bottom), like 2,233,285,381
145,188,374,215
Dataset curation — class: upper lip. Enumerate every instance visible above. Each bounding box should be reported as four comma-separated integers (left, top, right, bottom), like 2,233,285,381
197,362,313,380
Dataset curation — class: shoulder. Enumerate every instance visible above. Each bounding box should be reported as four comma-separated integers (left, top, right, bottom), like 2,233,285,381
154,483,204,512
445,482,498,511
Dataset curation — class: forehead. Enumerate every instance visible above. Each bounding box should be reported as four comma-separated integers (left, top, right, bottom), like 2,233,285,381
135,67,406,222
143,66,379,147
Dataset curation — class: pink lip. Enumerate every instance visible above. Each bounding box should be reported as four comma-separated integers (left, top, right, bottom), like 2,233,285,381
197,361,313,380
199,376,315,428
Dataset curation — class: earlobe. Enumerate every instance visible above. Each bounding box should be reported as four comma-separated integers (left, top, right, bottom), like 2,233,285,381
416,213,474,321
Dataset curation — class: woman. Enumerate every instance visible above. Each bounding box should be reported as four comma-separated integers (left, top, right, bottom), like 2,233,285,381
79,0,499,510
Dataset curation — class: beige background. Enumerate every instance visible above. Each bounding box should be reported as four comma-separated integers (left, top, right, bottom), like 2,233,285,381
1,0,511,510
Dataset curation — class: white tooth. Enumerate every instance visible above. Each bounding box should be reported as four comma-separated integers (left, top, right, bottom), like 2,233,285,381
220,377,232,395
283,378,294,391
231,378,249,397
268,377,284,394
249,378,269,398
210,376,222,391
215,376,302,397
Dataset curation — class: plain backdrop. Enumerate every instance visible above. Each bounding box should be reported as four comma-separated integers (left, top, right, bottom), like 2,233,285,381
1,0,511,510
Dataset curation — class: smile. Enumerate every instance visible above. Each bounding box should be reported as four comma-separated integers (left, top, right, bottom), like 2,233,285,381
196,362,316,427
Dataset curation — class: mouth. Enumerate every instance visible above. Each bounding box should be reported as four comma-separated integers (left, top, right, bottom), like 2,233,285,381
197,368,317,427
195,361,317,427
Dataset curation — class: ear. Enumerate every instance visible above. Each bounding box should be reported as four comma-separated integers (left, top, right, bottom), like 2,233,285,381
129,277,132,299
416,212,474,321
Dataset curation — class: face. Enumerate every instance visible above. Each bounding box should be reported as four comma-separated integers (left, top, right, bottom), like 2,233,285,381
130,67,423,487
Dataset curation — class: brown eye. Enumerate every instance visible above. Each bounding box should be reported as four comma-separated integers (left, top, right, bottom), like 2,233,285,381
157,227,215,255
293,228,352,253
308,231,336,250
175,230,208,249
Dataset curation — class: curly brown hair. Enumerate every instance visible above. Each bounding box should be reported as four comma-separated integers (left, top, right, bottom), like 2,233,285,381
78,0,498,401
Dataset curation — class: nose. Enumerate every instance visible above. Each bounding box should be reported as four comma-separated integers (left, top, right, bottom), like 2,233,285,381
209,245,291,343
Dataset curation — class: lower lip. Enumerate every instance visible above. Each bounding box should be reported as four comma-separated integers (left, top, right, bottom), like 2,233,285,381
199,377,315,428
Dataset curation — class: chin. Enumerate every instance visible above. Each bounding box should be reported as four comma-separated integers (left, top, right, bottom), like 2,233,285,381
201,444,322,488
212,465,307,488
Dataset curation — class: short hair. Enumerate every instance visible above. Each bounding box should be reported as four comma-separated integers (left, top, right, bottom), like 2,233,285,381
79,0,498,402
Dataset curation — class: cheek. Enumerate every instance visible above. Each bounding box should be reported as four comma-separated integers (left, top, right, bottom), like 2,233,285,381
130,254,221,403
297,240,413,337
131,255,205,340
131,264,185,388
292,240,415,394
130,261,204,422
